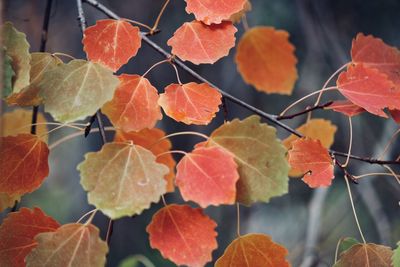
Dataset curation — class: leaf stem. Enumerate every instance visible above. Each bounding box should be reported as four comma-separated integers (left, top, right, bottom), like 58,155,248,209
122,18,152,31
236,203,241,237
77,209,97,223
242,14,250,31
377,128,400,160
150,0,170,34
343,117,353,167
142,59,169,78
52,52,76,60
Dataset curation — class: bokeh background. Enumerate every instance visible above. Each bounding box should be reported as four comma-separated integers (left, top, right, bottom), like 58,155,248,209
2,0,400,266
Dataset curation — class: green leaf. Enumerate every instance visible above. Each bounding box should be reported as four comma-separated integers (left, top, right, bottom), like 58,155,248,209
2,50,15,98
7,52,62,106
118,255,155,267
38,59,119,123
2,22,31,93
393,242,400,267
207,115,289,205
78,142,168,219
337,237,359,256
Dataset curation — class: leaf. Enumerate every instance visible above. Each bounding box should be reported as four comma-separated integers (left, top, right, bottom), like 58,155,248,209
0,134,49,195
184,0,247,25
176,146,239,207
0,207,60,267
327,100,365,117
288,138,334,188
158,82,222,125
393,242,400,267
83,19,142,72
215,233,291,267
337,63,400,117
206,115,289,205
235,26,298,94
78,142,168,219
2,22,31,93
114,128,176,192
334,243,393,267
118,255,155,267
0,109,48,142
390,109,400,124
102,74,162,132
0,193,20,212
25,223,108,267
167,20,237,65
337,237,359,256
146,204,217,267
2,50,15,98
351,33,400,87
7,52,63,106
230,0,252,23
39,59,120,123
282,119,337,177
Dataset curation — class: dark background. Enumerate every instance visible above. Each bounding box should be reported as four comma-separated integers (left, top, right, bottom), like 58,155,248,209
2,0,400,266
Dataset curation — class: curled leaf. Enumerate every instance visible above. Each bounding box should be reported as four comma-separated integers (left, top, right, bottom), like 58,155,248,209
158,82,222,125
146,204,217,267
167,20,237,65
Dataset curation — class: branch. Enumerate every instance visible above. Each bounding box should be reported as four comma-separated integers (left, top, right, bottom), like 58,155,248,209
276,101,333,120
82,0,400,166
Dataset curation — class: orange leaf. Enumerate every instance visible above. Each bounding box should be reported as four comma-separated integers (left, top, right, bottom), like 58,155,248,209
0,134,49,195
337,63,400,117
327,100,365,117
176,146,239,207
0,207,60,267
114,128,176,192
167,20,237,65
158,82,222,125
215,233,291,267
83,19,142,72
184,0,247,25
288,138,334,188
235,26,298,94
334,243,393,267
147,204,217,267
102,74,162,132
352,33,400,87
26,223,108,267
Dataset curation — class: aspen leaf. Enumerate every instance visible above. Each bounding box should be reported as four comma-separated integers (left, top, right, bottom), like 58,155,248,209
334,243,393,267
352,33,400,87
282,119,337,177
0,193,20,212
158,82,222,125
146,204,217,267
0,109,48,142
25,223,108,267
0,207,60,267
3,50,15,97
7,52,63,106
235,26,298,94
393,242,400,267
337,237,359,256
83,19,142,72
176,146,239,207
390,109,400,124
215,233,291,267
167,20,237,65
102,74,162,132
288,138,334,188
39,59,120,123
337,63,400,117
78,142,168,219
0,134,49,195
230,0,252,23
184,0,247,25
2,22,31,94
327,100,365,117
114,128,176,192
206,115,289,205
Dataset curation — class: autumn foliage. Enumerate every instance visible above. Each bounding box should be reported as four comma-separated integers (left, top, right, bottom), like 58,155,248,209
1,0,400,266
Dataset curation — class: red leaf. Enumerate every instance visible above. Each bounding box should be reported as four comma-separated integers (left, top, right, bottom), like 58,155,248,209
327,100,365,117
390,109,400,124
147,204,217,267
167,20,237,65
159,82,222,125
288,138,334,188
0,134,49,195
336,64,400,117
83,19,142,72
184,0,247,25
102,74,162,132
352,33,400,87
0,207,60,267
176,146,239,207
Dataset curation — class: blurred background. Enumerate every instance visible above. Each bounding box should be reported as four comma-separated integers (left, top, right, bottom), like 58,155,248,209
1,0,400,266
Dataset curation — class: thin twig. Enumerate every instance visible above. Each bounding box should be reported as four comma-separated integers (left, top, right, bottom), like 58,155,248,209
277,101,333,120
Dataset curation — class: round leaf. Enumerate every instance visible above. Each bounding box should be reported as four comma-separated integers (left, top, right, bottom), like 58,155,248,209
334,243,393,267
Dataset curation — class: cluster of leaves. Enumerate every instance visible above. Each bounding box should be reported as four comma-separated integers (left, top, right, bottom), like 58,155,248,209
1,0,400,266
